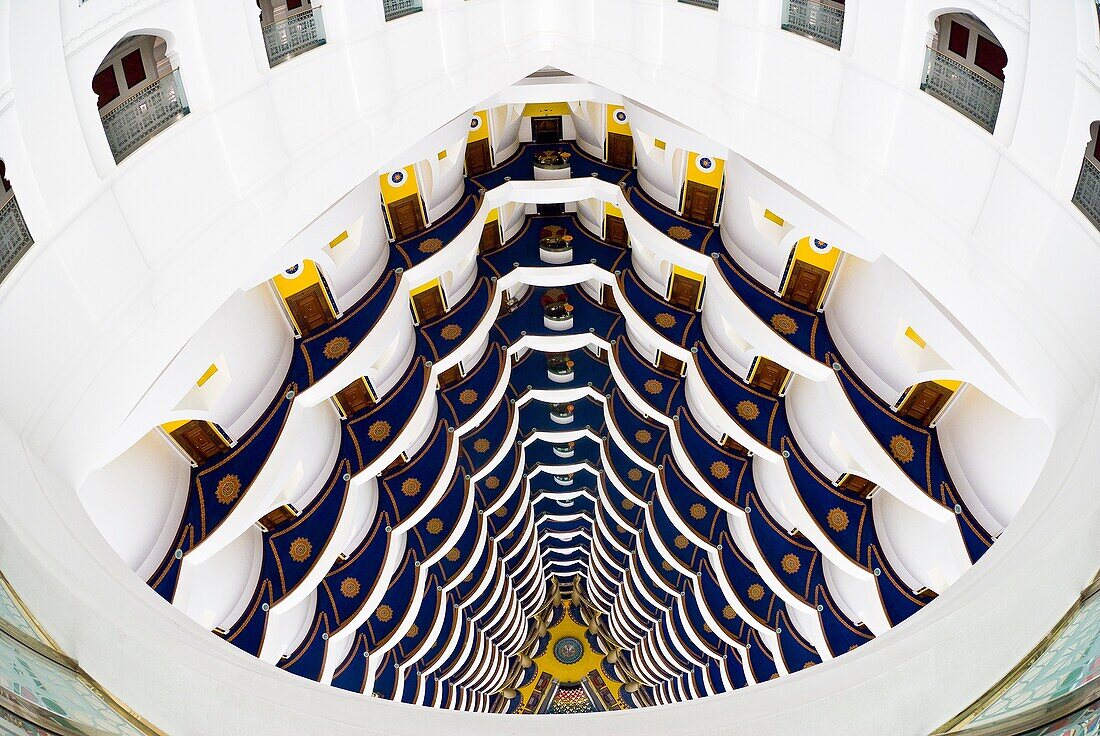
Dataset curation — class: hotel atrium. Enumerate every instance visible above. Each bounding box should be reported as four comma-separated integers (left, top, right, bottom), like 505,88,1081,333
0,1,1099,734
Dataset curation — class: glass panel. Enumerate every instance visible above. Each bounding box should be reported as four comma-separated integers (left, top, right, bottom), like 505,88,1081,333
383,0,422,21
100,68,190,163
262,7,327,67
967,589,1100,730
781,0,845,49
0,582,38,645
0,196,35,285
1073,158,1100,232
920,47,1003,132
0,631,147,736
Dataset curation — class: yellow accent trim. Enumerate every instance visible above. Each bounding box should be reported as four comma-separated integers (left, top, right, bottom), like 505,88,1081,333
522,102,571,118
196,364,218,387
409,278,442,298
764,209,785,227
904,326,927,349
486,208,500,223
604,202,623,217
437,149,447,160
654,139,666,150
934,379,963,391
161,420,189,433
329,231,349,248
671,264,705,282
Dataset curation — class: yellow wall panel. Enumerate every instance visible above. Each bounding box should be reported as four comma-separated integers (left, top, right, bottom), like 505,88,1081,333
379,165,420,206
273,259,324,299
686,152,725,190
522,102,572,118
468,110,490,143
606,104,631,135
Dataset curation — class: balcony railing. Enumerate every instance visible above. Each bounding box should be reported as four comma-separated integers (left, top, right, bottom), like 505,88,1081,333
384,0,422,21
0,195,34,284
263,7,326,67
100,69,190,163
1073,157,1100,232
678,0,719,9
781,0,844,50
920,47,1003,133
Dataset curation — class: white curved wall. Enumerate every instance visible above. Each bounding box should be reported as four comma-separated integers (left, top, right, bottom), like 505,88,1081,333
0,0,1098,735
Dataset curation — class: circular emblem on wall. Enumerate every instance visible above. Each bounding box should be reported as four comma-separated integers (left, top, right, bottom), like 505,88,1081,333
389,170,406,187
696,156,716,173
284,264,301,276
811,238,831,253
553,636,585,665
470,116,482,130
613,109,628,125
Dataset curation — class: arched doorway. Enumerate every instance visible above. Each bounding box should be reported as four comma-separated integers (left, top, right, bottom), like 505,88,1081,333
921,12,1006,132
92,34,190,163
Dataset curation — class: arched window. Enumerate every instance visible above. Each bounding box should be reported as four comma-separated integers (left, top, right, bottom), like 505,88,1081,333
921,12,1006,132
1072,122,1100,231
257,0,326,68
0,159,35,284
93,34,190,163
781,0,845,50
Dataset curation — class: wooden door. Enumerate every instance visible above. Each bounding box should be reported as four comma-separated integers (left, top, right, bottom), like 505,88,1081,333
335,378,375,418
749,357,790,396
479,221,502,254
170,421,229,465
438,364,462,389
721,434,747,454
838,474,877,499
898,381,954,426
782,260,830,310
532,116,563,143
607,133,634,169
657,351,685,376
411,284,446,324
466,138,491,176
601,285,617,310
605,215,628,246
682,181,718,224
286,283,335,337
668,272,703,310
387,194,425,241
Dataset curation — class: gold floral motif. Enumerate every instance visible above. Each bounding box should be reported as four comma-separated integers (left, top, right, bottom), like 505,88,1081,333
736,400,760,421
459,389,478,405
464,573,474,583
376,604,394,622
890,435,915,464
667,225,692,241
710,461,730,480
215,474,242,505
673,535,689,550
634,429,652,444
802,662,816,670
781,553,801,574
703,624,712,633
289,537,312,563
473,438,491,453
655,313,677,329
722,605,736,620
661,561,672,571
426,518,444,534
827,508,850,532
747,583,765,601
407,624,420,638
769,673,780,680
627,469,643,482
495,507,508,517
485,476,500,489
418,238,444,254
446,548,461,562
340,577,361,598
323,337,351,360
621,499,635,511
770,314,798,336
401,478,421,497
690,503,707,520
643,379,663,395
368,420,391,441
440,324,463,341
616,525,626,534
